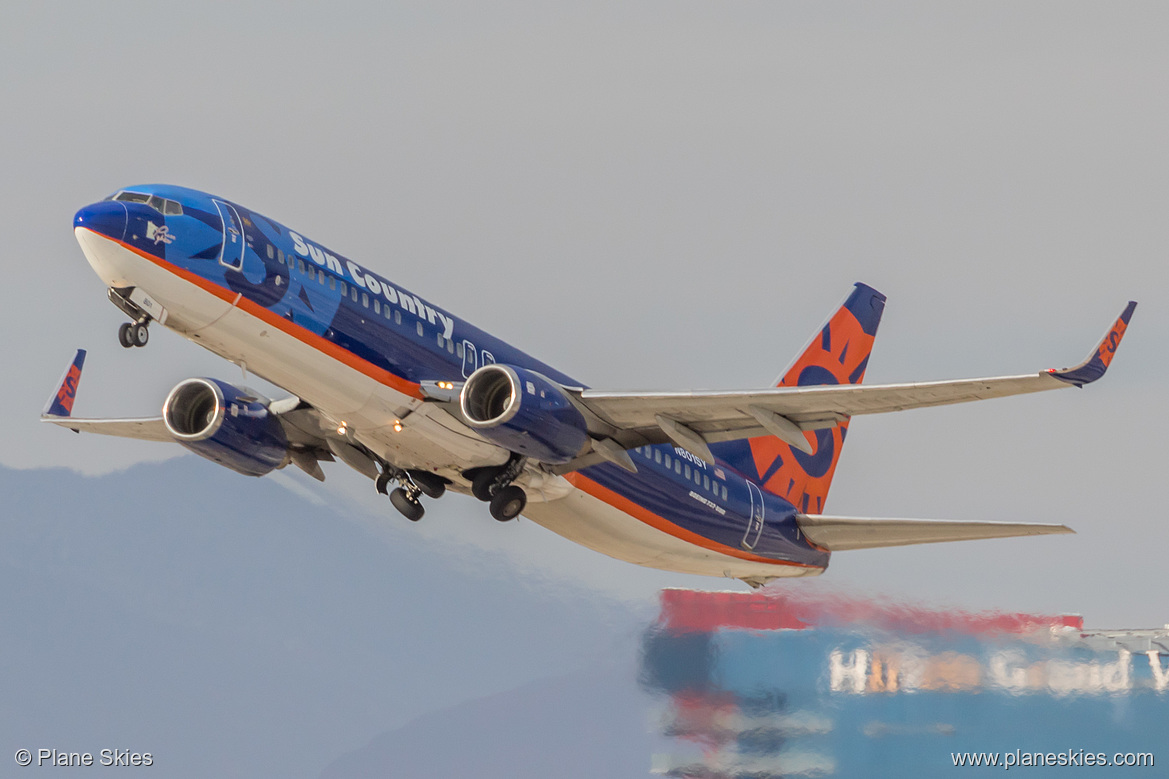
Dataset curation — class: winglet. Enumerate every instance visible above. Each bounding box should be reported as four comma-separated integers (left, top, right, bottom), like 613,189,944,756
43,349,87,418
1049,301,1136,387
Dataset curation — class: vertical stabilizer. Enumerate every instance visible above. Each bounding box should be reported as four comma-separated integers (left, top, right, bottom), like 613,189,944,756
709,283,885,513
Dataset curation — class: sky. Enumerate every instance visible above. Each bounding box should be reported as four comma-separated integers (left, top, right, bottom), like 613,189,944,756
3,0,1168,653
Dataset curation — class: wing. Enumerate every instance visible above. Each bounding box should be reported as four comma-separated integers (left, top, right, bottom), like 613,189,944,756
796,514,1073,551
39,350,338,480
570,301,1136,460
42,414,173,441
40,349,171,440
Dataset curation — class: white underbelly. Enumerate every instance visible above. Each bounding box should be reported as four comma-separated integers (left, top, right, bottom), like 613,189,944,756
521,484,824,580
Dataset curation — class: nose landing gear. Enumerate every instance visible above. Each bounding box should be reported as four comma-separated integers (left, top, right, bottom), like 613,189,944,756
109,288,153,349
118,321,150,348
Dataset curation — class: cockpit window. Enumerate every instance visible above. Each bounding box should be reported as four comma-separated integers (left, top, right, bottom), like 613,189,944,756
113,191,152,205
111,191,183,216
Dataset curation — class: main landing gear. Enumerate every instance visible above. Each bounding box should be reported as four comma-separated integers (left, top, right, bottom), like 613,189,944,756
376,465,450,522
467,455,528,522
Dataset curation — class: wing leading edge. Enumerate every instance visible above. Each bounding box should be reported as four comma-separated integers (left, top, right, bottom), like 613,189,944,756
796,514,1074,551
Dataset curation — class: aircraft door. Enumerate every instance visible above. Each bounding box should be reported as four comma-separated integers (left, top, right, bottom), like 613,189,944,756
213,199,245,270
461,340,477,378
742,481,765,550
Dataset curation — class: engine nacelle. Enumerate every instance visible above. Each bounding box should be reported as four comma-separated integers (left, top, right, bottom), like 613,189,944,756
163,378,289,477
460,364,589,464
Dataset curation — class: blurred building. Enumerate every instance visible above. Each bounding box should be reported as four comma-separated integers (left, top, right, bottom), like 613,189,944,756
640,589,1167,778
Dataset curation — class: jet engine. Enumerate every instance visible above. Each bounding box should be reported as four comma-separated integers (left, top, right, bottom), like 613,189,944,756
163,378,290,477
460,364,589,464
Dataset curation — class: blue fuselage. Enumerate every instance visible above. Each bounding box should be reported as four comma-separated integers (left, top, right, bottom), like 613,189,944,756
73,184,830,574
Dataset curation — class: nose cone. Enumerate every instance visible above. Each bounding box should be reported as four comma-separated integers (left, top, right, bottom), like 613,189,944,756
74,201,127,242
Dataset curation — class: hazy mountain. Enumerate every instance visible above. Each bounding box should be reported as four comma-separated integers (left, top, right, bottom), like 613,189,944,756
0,459,653,777
321,662,655,779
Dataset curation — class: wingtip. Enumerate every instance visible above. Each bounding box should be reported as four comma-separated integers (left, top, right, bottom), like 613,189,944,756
1049,302,1135,387
42,349,87,418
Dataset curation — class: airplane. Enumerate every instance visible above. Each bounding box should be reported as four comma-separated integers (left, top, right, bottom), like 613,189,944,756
44,184,1135,587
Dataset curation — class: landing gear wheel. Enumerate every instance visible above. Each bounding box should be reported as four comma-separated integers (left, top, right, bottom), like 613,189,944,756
408,470,447,499
118,323,134,348
132,323,149,347
472,468,502,502
489,485,526,522
389,488,424,521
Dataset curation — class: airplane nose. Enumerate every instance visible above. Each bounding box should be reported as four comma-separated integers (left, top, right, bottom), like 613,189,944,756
74,201,127,242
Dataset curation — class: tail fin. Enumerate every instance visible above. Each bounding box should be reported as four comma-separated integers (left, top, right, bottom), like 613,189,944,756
709,283,886,513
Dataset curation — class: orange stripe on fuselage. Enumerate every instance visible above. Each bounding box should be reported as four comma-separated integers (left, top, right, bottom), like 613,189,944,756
563,472,822,570
83,229,424,400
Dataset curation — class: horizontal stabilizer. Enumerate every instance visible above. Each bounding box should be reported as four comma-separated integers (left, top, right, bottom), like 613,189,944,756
796,514,1073,551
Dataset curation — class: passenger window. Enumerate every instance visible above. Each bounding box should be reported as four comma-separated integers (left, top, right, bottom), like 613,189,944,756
703,475,710,490
374,300,381,314
684,464,691,479
654,450,661,464
664,454,671,468
340,281,347,296
456,343,464,358
329,276,335,290
298,259,306,273
351,287,358,302
318,270,325,284
416,322,424,336
721,486,728,500
266,244,274,260
675,461,682,474
384,305,392,320
277,249,285,264
394,311,401,325
362,292,369,308
447,339,455,354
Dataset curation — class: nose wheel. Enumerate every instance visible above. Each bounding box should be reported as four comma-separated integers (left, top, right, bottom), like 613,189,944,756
118,321,150,348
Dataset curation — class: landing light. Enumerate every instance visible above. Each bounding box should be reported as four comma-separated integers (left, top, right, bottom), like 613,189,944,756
393,420,403,432
337,422,348,435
